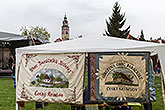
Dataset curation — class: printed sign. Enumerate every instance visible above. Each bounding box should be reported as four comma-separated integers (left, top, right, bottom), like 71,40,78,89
93,52,150,102
16,53,85,104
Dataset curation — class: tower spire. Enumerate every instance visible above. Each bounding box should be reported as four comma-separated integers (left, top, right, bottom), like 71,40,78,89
64,14,67,20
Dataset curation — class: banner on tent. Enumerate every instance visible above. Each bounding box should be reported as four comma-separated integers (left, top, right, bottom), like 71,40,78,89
89,52,150,103
16,53,85,104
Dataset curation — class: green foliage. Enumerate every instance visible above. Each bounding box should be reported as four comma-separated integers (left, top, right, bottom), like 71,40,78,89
112,72,119,79
50,75,54,82
105,2,130,38
39,73,44,80
139,30,145,41
20,26,50,42
56,76,62,81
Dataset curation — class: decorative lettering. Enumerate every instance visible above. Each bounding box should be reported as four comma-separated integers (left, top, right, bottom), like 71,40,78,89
28,58,73,73
106,87,138,92
29,64,38,72
102,62,143,80
34,90,63,98
34,90,46,98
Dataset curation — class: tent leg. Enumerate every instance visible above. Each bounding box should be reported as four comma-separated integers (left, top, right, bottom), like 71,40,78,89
160,71,165,109
16,102,19,110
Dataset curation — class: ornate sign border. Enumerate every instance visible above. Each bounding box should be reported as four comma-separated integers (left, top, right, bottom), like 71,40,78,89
88,52,150,103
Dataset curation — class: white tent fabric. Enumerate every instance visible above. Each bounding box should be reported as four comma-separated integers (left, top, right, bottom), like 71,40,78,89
0,31,27,41
16,36,165,93
16,36,162,53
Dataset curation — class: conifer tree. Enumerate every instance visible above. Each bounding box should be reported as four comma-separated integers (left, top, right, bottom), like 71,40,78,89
139,30,145,41
105,2,130,38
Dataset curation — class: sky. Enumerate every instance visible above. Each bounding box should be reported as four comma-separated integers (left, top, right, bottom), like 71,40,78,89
0,0,165,42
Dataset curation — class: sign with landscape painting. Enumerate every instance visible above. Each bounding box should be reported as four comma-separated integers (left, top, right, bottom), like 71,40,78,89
16,53,85,104
105,67,139,86
94,52,150,102
30,69,69,88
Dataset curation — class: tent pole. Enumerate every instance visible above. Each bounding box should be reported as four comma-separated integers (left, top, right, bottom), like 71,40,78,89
160,70,165,109
16,102,18,110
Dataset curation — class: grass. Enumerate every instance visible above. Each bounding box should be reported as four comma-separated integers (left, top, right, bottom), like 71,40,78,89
0,75,164,110
152,75,164,110
0,78,16,110
0,77,71,110
22,102,71,110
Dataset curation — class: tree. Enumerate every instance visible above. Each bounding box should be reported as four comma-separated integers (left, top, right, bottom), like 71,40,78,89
20,26,50,43
56,76,62,81
50,75,55,82
104,2,130,38
39,73,44,80
139,30,145,41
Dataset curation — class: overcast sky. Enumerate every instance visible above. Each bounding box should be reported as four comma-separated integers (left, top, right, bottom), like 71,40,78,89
0,0,165,42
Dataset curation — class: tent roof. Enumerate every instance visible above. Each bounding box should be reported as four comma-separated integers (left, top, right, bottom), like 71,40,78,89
16,36,165,92
17,36,163,53
0,31,27,41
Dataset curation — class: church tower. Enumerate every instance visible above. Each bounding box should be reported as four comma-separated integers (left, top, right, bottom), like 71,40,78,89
61,15,69,40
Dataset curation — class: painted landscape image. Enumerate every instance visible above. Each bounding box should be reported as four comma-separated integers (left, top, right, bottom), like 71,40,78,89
30,69,69,88
105,67,138,86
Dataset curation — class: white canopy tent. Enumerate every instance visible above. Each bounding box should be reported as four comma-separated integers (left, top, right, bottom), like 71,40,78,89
16,36,165,104
0,31,27,41
16,36,163,53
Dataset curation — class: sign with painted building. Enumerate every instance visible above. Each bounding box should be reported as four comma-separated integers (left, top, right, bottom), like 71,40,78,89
88,52,150,103
16,53,85,104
